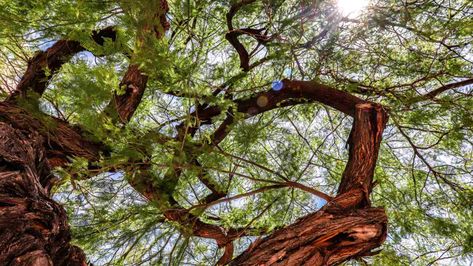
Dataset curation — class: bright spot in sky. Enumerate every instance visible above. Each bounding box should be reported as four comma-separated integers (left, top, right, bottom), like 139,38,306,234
337,0,369,17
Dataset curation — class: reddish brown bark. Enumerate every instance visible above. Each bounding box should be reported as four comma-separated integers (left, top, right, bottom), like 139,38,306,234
0,122,86,265
0,0,391,261
107,64,149,123
130,79,390,265
0,101,112,265
0,2,170,264
105,0,169,123
0,102,105,175
0,27,117,265
180,79,367,141
9,27,117,100
229,102,389,265
230,202,387,266
417,78,473,101
337,103,388,199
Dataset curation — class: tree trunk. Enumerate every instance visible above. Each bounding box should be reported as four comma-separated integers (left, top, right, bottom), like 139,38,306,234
0,122,86,265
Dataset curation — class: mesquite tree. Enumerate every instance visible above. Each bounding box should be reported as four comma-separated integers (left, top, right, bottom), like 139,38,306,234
0,0,472,265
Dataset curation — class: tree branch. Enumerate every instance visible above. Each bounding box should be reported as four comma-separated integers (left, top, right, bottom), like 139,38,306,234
184,79,367,144
0,122,88,265
9,27,117,100
225,0,273,72
337,103,388,205
230,198,387,265
0,102,107,172
106,64,149,123
104,0,170,123
421,78,473,100
229,99,389,265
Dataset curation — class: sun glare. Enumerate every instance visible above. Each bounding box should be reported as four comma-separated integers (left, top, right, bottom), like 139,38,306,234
337,0,369,17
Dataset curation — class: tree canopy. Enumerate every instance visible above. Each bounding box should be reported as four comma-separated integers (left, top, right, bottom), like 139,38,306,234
0,0,472,265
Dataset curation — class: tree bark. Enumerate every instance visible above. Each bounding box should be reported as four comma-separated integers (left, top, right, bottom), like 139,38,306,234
0,0,390,260
0,3,169,264
230,199,387,266
229,102,388,265
0,102,105,173
0,122,86,265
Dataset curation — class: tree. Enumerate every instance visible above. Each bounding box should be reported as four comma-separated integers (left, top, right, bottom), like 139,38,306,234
0,0,472,265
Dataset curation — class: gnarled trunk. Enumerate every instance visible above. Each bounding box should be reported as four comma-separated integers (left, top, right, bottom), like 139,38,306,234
0,122,86,265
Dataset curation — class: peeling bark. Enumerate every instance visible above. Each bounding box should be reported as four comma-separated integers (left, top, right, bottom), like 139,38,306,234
0,102,106,175
229,102,389,265
337,103,388,199
230,203,387,266
0,122,86,265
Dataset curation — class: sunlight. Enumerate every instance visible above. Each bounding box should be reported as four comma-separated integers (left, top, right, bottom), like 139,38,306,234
337,0,369,17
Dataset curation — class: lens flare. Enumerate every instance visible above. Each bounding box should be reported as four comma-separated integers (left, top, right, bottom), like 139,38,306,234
337,0,369,17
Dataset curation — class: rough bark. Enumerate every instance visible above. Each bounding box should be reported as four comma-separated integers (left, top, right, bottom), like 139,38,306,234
0,102,105,176
230,201,387,266
0,0,392,261
337,103,388,199
229,102,389,265
0,122,86,265
0,2,172,265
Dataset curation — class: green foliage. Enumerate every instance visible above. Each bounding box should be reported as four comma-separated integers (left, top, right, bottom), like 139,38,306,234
2,0,473,265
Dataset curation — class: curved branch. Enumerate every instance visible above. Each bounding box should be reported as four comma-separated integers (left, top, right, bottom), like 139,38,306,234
337,103,388,203
225,28,271,71
225,0,272,72
185,79,366,143
9,27,117,99
226,0,257,30
105,0,170,123
229,102,389,265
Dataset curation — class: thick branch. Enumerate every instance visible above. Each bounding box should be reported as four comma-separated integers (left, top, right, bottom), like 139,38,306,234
184,79,367,141
230,193,387,266
229,101,388,265
106,64,149,123
9,27,117,99
105,0,169,123
221,79,364,120
337,103,388,201
0,102,106,178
